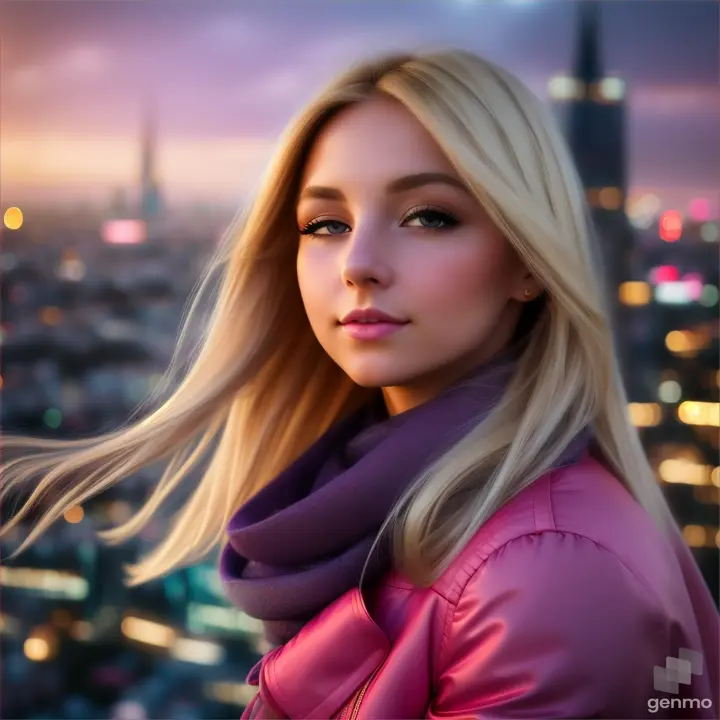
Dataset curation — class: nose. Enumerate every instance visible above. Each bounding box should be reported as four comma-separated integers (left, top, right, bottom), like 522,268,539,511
340,225,394,288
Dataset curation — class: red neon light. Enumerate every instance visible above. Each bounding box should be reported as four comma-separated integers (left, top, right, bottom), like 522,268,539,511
659,211,683,242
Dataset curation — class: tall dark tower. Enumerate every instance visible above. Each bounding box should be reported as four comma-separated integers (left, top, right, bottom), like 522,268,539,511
566,2,627,200
548,1,635,378
139,100,163,223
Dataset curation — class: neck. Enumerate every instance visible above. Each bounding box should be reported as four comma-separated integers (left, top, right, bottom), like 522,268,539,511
381,345,515,416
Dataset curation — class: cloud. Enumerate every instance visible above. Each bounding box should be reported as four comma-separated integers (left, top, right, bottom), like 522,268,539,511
631,84,720,115
201,16,261,52
245,30,427,107
56,45,108,78
8,65,45,93
256,67,308,101
7,44,110,94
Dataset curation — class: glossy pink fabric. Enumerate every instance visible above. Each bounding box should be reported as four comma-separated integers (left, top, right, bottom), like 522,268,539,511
242,456,719,719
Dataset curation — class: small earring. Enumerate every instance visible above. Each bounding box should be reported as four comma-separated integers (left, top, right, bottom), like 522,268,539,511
523,289,532,298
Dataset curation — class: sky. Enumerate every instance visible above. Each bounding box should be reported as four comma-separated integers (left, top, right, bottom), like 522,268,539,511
1,0,718,213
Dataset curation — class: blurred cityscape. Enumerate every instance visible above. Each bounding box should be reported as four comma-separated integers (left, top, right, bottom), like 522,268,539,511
1,3,718,719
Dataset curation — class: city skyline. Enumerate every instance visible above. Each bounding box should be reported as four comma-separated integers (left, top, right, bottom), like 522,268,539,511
1,0,718,213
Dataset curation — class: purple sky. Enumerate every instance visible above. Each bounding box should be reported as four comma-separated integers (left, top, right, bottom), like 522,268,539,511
1,0,718,212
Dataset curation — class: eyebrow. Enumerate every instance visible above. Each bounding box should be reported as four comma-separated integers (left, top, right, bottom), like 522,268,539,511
298,172,471,202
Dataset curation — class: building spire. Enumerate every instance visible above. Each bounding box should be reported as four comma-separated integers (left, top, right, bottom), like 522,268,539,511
140,96,157,186
139,94,163,222
573,1,603,83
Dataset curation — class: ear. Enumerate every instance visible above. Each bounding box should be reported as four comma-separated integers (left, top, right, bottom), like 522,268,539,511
511,271,543,303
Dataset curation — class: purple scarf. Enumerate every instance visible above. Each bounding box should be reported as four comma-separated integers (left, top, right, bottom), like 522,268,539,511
220,354,589,646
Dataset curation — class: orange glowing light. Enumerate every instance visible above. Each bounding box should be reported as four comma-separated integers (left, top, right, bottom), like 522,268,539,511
63,506,84,524
599,187,623,210
40,307,63,326
3,207,23,230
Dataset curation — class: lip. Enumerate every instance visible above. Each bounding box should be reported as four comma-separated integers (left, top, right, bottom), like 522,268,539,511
339,307,409,325
338,307,410,341
341,322,407,340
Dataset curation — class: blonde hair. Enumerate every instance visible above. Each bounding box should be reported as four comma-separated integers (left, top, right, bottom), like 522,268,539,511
1,49,676,587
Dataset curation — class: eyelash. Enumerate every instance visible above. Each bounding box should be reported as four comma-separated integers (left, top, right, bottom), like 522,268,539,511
299,205,460,239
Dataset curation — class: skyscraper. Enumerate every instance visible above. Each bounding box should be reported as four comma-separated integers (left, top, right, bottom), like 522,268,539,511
139,100,164,223
548,1,635,374
550,2,719,603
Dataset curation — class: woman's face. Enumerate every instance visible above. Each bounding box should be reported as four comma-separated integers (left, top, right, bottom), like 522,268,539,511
296,96,538,415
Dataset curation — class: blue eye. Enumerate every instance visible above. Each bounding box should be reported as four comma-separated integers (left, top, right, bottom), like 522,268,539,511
299,220,350,237
299,206,460,239
401,207,460,230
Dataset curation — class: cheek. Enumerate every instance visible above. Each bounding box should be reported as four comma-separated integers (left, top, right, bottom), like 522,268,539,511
411,237,518,319
297,248,333,327
296,252,311,304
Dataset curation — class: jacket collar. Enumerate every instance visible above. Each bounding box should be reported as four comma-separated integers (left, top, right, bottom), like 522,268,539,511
259,585,389,719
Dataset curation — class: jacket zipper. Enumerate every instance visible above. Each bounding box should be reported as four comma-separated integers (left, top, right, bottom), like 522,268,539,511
342,664,381,720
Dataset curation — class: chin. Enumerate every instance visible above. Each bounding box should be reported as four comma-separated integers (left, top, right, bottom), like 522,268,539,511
339,357,420,389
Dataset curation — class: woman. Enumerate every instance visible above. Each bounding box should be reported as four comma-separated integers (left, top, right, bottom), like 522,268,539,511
2,50,717,719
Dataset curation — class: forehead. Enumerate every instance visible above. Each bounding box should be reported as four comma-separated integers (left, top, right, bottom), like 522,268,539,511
300,96,459,188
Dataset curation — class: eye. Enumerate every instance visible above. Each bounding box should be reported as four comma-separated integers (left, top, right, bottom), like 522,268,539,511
401,206,460,230
299,219,350,237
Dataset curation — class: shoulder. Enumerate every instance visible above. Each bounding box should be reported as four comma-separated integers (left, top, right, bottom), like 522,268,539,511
425,457,674,717
427,528,671,717
432,455,667,607
441,528,668,651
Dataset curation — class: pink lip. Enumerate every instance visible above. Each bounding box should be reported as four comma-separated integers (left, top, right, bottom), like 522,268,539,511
340,307,408,324
341,322,407,340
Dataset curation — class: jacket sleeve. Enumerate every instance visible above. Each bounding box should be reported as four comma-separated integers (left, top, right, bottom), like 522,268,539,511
426,532,670,719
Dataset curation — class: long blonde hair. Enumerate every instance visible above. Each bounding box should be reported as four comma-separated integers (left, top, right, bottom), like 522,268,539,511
1,49,676,587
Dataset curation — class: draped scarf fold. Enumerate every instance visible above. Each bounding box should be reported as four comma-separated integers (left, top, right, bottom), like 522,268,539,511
220,354,589,645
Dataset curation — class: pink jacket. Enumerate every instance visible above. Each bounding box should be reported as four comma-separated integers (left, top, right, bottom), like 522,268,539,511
242,456,719,719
